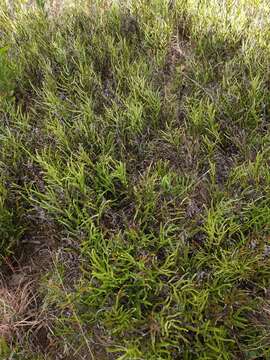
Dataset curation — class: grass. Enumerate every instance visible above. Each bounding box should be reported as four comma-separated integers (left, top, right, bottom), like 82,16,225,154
1,0,270,358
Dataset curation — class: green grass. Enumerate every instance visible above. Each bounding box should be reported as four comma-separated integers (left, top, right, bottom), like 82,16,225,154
1,0,270,358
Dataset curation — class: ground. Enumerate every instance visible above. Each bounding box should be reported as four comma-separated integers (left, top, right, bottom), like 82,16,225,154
0,0,270,359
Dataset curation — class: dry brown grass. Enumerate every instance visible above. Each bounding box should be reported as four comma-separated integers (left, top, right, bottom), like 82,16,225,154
0,259,54,354
0,278,38,340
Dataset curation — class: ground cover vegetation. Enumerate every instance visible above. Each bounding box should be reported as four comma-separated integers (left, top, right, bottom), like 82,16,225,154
1,0,270,358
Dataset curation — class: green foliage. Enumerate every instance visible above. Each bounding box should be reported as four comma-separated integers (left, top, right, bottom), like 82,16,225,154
0,177,23,260
36,0,45,9
0,46,14,99
1,0,270,358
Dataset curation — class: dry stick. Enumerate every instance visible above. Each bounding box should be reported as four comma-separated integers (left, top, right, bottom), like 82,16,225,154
173,36,224,116
182,73,216,102
185,71,229,121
